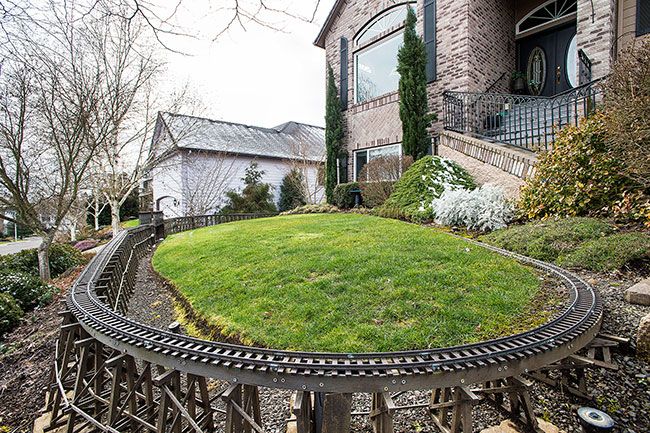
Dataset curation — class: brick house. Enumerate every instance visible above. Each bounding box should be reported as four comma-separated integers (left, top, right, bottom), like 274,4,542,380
314,0,650,194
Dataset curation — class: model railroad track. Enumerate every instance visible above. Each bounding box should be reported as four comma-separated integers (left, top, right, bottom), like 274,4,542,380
63,214,603,394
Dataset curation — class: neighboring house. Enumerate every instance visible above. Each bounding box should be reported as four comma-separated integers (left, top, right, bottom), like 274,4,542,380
315,0,649,195
143,113,325,218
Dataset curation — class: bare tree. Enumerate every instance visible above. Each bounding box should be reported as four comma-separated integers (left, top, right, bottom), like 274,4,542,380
0,2,111,279
154,149,239,216
85,12,165,236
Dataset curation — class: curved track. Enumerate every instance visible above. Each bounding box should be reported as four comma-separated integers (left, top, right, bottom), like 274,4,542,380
64,214,602,394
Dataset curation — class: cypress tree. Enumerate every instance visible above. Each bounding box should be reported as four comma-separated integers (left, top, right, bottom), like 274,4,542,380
397,6,435,160
325,64,344,204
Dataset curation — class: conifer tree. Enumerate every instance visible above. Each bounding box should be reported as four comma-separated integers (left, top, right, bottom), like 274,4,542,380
398,6,435,160
325,64,344,203
278,169,306,211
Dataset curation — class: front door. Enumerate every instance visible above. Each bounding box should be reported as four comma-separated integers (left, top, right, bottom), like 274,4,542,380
517,23,577,96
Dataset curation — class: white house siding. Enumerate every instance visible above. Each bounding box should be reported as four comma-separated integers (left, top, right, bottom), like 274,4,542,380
153,151,323,218
151,153,184,219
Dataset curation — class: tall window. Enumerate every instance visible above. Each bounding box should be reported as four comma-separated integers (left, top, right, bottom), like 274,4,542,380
354,144,401,181
354,3,415,104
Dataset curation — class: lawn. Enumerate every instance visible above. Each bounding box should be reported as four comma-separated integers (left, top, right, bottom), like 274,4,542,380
122,219,140,228
153,214,545,352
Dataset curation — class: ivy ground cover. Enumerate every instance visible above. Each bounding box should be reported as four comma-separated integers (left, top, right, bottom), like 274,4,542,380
153,214,544,352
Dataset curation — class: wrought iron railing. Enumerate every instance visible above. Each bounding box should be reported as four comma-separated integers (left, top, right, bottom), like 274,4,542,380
442,79,601,151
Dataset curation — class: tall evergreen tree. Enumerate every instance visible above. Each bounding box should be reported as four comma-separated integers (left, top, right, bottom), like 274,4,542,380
325,64,344,204
397,6,435,160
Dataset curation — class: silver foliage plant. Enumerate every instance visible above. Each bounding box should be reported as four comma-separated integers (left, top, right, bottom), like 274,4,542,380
432,184,515,231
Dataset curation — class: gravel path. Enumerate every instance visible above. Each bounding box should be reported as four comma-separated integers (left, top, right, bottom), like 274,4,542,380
127,252,650,433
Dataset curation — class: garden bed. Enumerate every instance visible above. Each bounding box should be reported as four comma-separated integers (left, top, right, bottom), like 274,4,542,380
152,213,564,353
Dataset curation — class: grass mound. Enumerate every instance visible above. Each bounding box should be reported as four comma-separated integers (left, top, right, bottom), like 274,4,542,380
153,213,544,353
482,217,650,272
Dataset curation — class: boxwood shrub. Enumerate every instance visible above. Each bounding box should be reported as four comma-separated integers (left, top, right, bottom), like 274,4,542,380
0,243,84,278
0,292,23,337
333,182,360,209
377,156,475,222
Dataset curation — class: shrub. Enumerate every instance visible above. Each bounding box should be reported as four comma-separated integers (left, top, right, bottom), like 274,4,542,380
278,169,307,212
433,185,514,231
221,162,277,214
280,204,340,215
74,239,98,252
0,243,84,278
359,155,413,208
518,114,637,220
481,217,616,263
378,156,475,222
601,40,650,189
0,293,23,336
557,232,650,272
0,270,54,310
333,182,360,209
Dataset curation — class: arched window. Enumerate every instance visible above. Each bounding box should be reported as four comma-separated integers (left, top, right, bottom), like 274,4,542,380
354,3,415,104
355,4,412,46
516,0,577,36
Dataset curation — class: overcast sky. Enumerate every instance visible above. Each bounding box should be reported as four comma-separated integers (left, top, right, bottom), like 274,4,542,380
161,0,337,129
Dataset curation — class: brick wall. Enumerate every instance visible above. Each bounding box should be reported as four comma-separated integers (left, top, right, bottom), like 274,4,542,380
577,0,616,79
467,0,516,93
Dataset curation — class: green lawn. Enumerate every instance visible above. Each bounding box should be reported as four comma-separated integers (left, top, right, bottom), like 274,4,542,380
153,214,544,352
122,219,140,228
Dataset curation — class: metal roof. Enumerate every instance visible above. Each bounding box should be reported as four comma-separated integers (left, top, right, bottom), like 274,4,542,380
157,112,325,162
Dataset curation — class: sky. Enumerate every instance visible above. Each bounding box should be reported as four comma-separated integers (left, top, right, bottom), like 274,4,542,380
160,0,337,129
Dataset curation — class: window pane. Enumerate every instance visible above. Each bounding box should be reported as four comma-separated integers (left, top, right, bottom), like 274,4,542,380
356,34,402,103
356,6,409,46
566,35,577,88
369,144,400,160
355,150,368,180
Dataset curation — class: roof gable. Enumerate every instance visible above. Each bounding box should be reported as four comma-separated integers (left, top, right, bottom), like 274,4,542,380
314,0,346,48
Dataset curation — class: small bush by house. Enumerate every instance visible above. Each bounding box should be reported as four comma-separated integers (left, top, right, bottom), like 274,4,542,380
377,156,475,222
0,243,84,278
0,292,23,337
221,162,277,214
433,185,514,231
333,182,360,209
481,217,649,272
600,40,650,190
0,270,55,310
359,155,413,208
518,114,642,221
278,169,307,212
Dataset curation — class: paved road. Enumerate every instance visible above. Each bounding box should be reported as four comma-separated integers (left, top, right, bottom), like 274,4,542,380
0,237,42,256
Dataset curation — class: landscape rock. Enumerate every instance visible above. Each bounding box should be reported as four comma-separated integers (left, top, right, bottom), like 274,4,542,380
638,313,650,361
625,279,650,306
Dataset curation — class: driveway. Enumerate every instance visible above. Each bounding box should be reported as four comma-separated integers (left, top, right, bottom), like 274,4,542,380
0,237,42,256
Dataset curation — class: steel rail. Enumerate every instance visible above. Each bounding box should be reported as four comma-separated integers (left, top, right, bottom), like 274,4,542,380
65,215,602,394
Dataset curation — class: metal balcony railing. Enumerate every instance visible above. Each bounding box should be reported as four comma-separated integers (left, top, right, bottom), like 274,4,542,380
442,79,601,152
